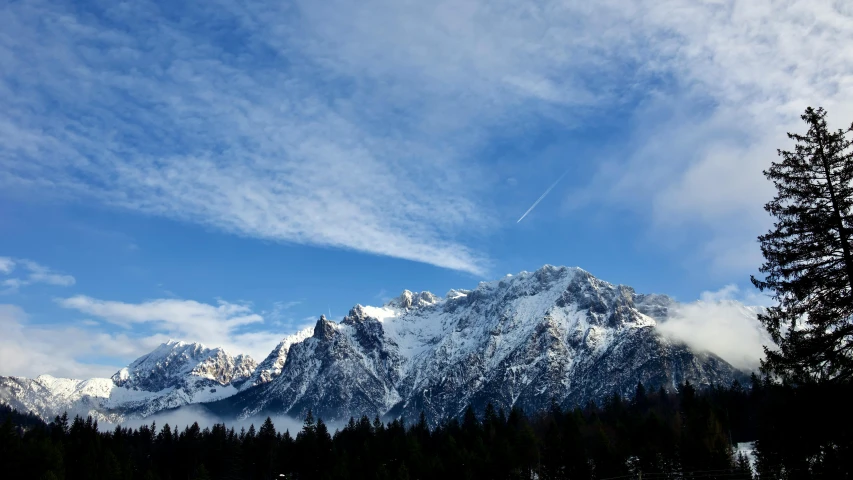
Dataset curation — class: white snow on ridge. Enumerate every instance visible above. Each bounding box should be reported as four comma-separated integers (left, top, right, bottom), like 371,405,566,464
34,375,115,401
375,267,583,367
336,266,665,413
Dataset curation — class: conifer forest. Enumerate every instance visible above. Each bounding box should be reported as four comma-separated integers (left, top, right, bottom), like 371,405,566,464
2,378,852,480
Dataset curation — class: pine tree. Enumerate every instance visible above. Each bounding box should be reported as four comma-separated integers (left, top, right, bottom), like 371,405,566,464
302,410,315,435
193,463,211,480
395,463,410,480
58,412,69,435
316,418,333,466
735,452,755,480
752,106,853,383
259,417,278,480
259,416,276,440
157,423,173,443
632,381,648,412
461,405,480,437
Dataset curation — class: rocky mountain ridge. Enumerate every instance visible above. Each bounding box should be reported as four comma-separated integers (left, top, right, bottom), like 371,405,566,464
207,266,746,425
1,265,751,425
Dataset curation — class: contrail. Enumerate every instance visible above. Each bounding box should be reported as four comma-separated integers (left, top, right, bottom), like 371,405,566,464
516,170,570,223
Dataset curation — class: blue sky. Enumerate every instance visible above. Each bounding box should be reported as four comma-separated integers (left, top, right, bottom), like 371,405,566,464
1,0,851,378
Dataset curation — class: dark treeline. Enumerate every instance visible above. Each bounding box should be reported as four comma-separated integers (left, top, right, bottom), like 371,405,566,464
2,377,851,480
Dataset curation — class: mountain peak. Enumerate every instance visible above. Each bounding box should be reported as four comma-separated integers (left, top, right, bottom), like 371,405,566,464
314,315,337,340
388,290,439,310
111,341,255,391
160,339,208,351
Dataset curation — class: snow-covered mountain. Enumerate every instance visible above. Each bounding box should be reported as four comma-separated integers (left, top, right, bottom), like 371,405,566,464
207,266,746,425
0,341,257,422
0,265,752,425
113,340,256,391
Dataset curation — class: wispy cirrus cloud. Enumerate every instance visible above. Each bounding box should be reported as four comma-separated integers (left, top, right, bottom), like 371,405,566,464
1,0,851,278
0,0,492,275
265,300,302,326
0,257,75,293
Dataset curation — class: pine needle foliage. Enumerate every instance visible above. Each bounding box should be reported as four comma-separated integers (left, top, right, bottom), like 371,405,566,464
753,106,853,384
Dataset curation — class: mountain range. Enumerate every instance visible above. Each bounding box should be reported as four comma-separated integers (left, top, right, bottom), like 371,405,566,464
0,265,751,426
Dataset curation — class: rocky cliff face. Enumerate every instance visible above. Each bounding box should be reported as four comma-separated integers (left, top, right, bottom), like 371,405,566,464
209,266,746,425
245,327,314,388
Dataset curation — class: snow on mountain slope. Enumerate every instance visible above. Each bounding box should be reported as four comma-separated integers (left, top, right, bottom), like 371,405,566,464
0,375,126,423
245,326,315,388
209,266,747,425
113,340,256,391
0,341,257,422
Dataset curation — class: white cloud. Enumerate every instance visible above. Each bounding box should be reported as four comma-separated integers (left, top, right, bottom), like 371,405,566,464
18,260,76,287
0,257,14,274
57,296,286,363
698,284,740,304
2,278,23,289
0,304,167,378
266,300,301,323
657,285,775,371
698,283,774,308
1,294,304,379
0,258,75,293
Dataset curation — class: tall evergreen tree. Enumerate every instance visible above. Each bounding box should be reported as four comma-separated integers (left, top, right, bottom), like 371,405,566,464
193,463,211,480
259,417,276,441
735,452,755,480
752,106,853,383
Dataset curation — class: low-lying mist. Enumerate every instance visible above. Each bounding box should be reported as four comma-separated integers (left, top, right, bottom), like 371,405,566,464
98,405,311,435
